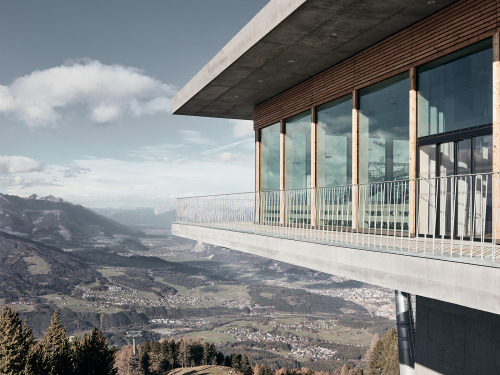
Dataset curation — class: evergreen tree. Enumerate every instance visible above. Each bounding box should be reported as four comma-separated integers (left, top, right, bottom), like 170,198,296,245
368,328,398,375
165,339,177,370
139,341,151,375
202,342,210,365
189,340,203,366
73,327,117,375
239,354,252,375
208,343,217,365
231,353,242,371
40,310,73,375
216,351,225,366
0,305,34,375
148,340,163,374
24,343,43,375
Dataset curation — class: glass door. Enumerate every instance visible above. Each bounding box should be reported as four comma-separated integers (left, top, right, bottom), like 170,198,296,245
438,142,455,237
418,134,492,239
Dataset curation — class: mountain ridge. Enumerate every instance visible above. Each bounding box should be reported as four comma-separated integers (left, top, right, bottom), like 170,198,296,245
0,230,99,301
0,193,143,250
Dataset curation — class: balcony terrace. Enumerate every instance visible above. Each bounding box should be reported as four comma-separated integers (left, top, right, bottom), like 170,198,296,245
173,172,500,314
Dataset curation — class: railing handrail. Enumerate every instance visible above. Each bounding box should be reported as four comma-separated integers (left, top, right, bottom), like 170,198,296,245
177,172,500,200
176,172,500,265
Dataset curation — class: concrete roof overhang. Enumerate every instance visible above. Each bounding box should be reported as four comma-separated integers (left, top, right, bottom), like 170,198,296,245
172,0,456,120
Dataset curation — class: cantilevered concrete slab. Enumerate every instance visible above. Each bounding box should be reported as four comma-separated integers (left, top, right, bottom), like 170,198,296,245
172,223,500,315
172,0,456,120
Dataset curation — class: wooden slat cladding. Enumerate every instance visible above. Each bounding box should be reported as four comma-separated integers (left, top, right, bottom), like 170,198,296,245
254,0,499,130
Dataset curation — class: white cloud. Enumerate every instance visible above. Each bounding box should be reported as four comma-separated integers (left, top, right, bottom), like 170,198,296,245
231,119,254,138
62,164,91,178
200,139,253,156
212,152,252,163
0,59,176,127
0,175,58,188
0,156,44,174
2,154,254,208
179,130,214,145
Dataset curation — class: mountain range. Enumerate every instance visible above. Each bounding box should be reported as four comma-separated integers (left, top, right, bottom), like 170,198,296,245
0,193,144,250
92,206,176,231
0,230,99,301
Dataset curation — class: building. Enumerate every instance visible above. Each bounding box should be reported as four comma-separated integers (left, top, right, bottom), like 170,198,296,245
172,1,500,374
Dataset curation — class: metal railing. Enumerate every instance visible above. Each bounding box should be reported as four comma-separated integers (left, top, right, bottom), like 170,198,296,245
176,172,500,264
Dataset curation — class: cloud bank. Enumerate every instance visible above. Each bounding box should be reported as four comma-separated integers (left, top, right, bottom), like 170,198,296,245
0,59,176,126
0,156,44,174
231,119,253,138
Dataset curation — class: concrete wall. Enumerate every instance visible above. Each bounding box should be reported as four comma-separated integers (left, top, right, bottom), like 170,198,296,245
172,224,500,315
415,296,500,375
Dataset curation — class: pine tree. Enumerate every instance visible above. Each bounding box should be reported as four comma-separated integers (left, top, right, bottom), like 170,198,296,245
24,343,44,375
368,328,398,375
164,339,177,370
40,310,73,375
0,305,34,375
202,342,210,365
216,351,225,366
239,354,252,375
139,340,151,375
190,340,203,366
208,343,217,365
231,353,242,371
73,327,117,375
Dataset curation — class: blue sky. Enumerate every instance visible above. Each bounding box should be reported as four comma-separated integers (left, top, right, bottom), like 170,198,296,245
0,0,268,208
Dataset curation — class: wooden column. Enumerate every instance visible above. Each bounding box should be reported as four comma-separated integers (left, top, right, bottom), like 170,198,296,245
311,107,317,228
280,120,286,225
493,32,500,240
352,89,359,230
409,66,418,236
255,129,261,224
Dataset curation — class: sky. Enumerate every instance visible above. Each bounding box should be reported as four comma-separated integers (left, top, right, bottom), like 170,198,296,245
0,0,268,208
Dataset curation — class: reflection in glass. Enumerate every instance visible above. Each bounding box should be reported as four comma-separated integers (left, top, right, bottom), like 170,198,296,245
474,135,493,173
285,111,311,189
260,123,280,191
418,145,437,236
359,74,409,184
418,40,492,137
317,95,352,187
473,135,492,237
439,142,455,236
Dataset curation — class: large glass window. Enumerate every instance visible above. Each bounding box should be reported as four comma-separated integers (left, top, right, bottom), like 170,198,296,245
317,95,352,187
418,135,493,238
418,40,492,137
359,74,409,183
285,111,311,189
260,123,280,191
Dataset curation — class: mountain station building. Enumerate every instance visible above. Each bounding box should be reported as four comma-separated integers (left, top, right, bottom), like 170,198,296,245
172,1,500,374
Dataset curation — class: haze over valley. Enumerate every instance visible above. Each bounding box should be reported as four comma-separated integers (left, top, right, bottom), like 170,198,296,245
0,193,395,371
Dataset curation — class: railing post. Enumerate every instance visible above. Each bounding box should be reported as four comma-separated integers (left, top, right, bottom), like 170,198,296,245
409,66,418,236
280,120,286,225
493,32,500,242
311,106,317,228
352,89,359,230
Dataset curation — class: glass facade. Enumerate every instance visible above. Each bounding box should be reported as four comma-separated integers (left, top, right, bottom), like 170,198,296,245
317,95,352,187
257,39,494,239
418,40,492,137
359,74,409,183
285,111,311,189
418,135,493,237
260,122,280,191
